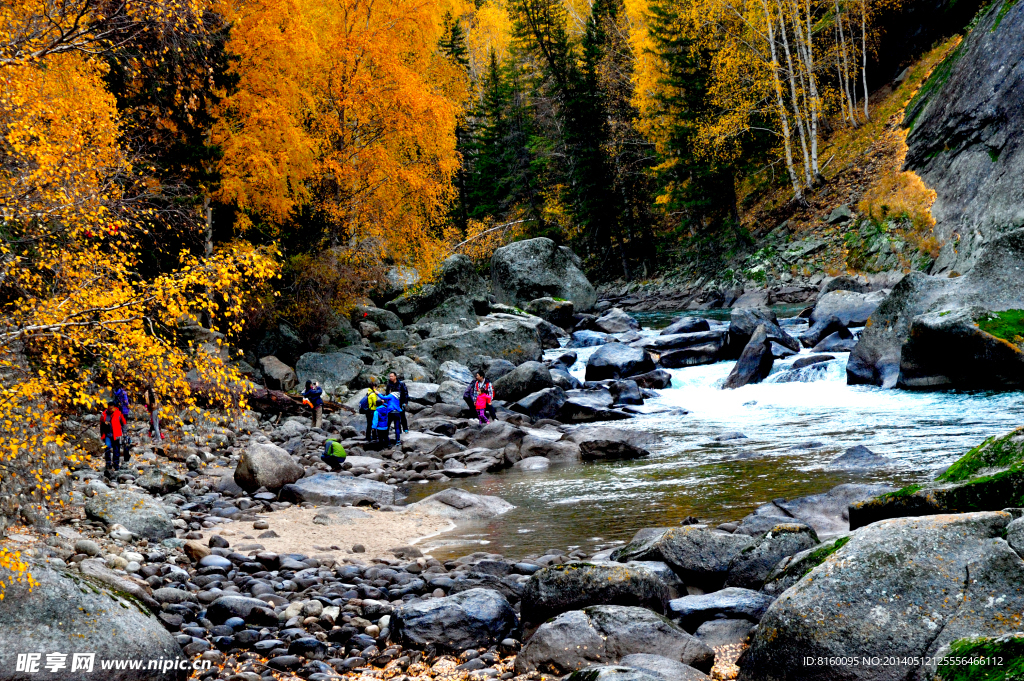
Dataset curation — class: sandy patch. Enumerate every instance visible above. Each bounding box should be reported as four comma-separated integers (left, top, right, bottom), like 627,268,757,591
214,506,454,563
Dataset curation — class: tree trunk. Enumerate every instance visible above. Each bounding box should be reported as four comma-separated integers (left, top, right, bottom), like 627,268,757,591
861,0,870,120
836,0,858,124
763,0,803,200
776,0,812,186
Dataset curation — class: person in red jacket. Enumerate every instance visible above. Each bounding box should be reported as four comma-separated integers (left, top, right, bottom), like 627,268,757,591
100,400,127,476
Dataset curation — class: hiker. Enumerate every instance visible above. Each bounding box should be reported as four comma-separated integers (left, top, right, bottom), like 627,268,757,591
385,371,410,434
301,380,324,429
475,388,492,424
143,385,163,440
100,400,127,476
370,392,392,450
112,381,132,451
464,371,496,421
358,377,381,443
321,438,347,471
383,390,403,445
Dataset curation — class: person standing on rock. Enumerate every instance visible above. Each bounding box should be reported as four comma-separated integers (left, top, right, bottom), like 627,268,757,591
371,389,392,449
386,371,409,434
100,400,127,476
302,380,324,429
321,438,347,471
143,385,163,440
464,371,496,421
383,390,403,445
112,381,132,452
359,377,381,443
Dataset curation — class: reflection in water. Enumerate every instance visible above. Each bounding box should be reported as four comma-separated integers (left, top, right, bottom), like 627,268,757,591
409,317,1024,561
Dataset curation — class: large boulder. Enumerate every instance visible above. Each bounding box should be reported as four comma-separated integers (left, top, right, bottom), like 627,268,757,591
668,588,775,633
415,295,479,327
619,655,710,681
295,351,364,394
491,237,597,310
259,355,297,391
516,605,714,676
520,563,672,626
635,330,726,353
233,441,304,493
723,523,820,590
135,467,187,496
405,488,514,520
352,305,404,331
524,297,576,328
0,561,186,681
903,0,1024,277
611,526,755,591
733,483,896,539
493,361,554,401
386,255,487,323
726,308,800,359
593,308,641,334
737,512,1024,681
722,325,774,389
847,229,1024,388
809,290,886,327
408,316,543,368
279,474,397,506
660,317,711,336
84,490,175,540
586,344,656,382
394,588,516,652
513,387,568,421
658,344,723,368
849,427,1024,529
580,440,650,462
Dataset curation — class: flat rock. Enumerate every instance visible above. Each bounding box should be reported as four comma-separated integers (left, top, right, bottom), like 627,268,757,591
406,488,513,520
279,474,397,506
669,587,775,633
85,490,175,540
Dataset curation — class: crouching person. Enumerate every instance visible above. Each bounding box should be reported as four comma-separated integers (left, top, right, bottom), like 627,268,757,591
322,439,347,471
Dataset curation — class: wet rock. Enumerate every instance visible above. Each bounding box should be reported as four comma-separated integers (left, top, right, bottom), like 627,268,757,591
738,512,1024,681
569,330,616,348
234,441,304,493
0,560,185,680
512,387,568,421
611,526,754,591
798,315,848,348
516,605,713,676
279,474,397,506
406,488,513,520
85,489,174,540
660,317,711,336
521,563,672,626
791,354,835,369
620,654,710,681
491,237,597,310
724,523,820,590
811,329,857,353
726,308,800,359
658,344,722,368
734,483,896,539
580,440,649,462
586,345,656,382
669,588,775,632
593,308,641,334
722,325,774,389
631,369,672,389
394,588,517,652
830,444,891,469
849,427,1024,528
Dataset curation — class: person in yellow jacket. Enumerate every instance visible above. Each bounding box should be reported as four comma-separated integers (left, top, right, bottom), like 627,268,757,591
359,377,382,443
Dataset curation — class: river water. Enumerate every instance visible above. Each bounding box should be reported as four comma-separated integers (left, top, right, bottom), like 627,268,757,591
410,310,1024,561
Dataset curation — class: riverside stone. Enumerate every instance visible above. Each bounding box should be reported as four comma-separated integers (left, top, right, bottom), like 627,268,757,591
520,563,672,626
394,588,517,652
233,441,304,493
85,489,175,540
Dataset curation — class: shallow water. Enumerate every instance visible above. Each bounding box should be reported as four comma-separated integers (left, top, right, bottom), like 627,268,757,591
411,313,1024,561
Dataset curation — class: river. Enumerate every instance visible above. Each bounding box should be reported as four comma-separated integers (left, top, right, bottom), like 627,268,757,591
409,309,1024,560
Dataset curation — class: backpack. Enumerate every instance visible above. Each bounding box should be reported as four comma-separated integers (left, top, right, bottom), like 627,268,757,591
99,412,112,438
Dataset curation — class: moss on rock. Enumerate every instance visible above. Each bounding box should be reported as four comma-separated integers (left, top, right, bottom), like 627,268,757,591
936,634,1024,680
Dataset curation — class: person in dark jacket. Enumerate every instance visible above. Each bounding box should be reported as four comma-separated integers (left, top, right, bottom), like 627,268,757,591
112,382,132,451
302,380,324,429
386,372,409,434
463,371,496,420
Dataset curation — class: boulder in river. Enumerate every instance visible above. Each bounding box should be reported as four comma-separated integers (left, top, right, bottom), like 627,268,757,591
849,426,1024,529
493,361,553,401
516,605,714,676
722,325,774,389
580,439,650,462
726,308,800,359
809,290,886,327
512,387,568,421
732,483,896,539
829,444,891,469
233,441,304,493
279,474,397,506
491,237,597,310
660,317,711,336
737,511,1024,681
406,488,514,520
592,308,641,334
394,588,517,652
611,526,755,591
521,563,672,626
569,330,617,348
84,489,175,540
586,344,656,382
631,369,672,389
0,560,186,681
658,344,722,368
811,329,857,353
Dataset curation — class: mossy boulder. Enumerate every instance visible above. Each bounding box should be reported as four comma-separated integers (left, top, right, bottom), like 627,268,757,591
932,633,1024,681
849,427,1024,530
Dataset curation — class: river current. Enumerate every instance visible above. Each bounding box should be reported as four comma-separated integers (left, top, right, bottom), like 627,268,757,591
410,310,1024,560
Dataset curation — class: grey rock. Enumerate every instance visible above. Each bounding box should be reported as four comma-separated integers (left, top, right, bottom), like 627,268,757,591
234,441,304,493
394,588,516,652
722,325,774,389
513,387,568,421
726,308,800,359
279,474,397,506
516,605,714,676
259,355,298,391
491,237,597,310
658,344,723,368
406,382,440,404
566,666,674,681
660,317,711,336
85,490,174,540
580,440,649,462
810,290,885,327
521,563,672,626
724,523,820,590
830,444,891,469
694,619,754,648
593,308,641,334
136,467,187,495
406,488,513,520
739,512,1024,681
734,483,896,539
207,595,274,624
811,330,857,353
353,305,404,331
620,654,709,681
569,330,616,348
493,361,554,402
586,345,656,382
611,526,754,590
408,316,543,368
295,351,364,394
416,295,479,327
524,297,575,328
669,587,775,632
0,560,185,680
439,360,474,384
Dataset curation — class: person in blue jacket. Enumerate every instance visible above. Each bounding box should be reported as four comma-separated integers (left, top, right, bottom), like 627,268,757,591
382,391,403,445
301,380,324,429
370,393,392,450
